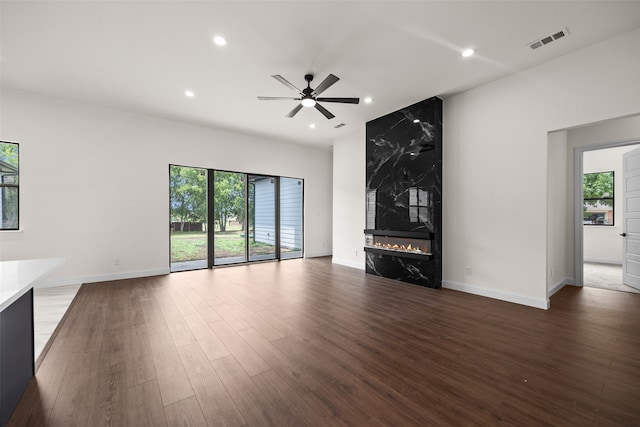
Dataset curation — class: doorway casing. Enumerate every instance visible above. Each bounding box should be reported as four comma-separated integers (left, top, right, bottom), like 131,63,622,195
573,139,640,288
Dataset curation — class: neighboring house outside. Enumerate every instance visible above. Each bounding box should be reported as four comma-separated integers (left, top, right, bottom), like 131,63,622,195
253,177,276,246
583,203,614,225
279,177,303,255
253,177,303,255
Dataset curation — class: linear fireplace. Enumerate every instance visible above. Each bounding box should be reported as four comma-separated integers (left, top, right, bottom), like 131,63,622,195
365,96,442,288
364,230,432,261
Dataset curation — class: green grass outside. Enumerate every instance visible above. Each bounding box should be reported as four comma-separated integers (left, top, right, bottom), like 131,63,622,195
171,232,207,262
170,230,281,262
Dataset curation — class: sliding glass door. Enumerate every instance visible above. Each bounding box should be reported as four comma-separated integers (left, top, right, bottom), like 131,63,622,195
170,165,208,272
248,175,277,261
170,166,303,271
280,177,303,259
213,171,246,265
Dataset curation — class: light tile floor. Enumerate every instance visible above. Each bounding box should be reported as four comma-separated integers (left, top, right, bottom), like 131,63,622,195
34,284,81,360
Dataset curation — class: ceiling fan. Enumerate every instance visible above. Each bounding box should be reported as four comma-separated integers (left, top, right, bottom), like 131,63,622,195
258,73,359,119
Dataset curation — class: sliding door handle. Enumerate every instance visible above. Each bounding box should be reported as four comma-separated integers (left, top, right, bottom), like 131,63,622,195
620,233,627,237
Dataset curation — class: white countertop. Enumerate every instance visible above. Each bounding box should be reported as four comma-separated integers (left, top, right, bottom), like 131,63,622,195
0,258,64,312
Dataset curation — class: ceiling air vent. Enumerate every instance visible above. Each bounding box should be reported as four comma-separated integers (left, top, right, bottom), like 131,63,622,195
528,28,569,50
334,123,347,129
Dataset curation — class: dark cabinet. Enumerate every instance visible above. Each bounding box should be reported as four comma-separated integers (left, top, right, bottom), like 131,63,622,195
1,289,34,426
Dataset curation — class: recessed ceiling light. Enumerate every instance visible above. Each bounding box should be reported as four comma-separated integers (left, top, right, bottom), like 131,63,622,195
213,35,227,46
364,97,373,104
185,90,194,98
462,48,475,58
309,123,316,129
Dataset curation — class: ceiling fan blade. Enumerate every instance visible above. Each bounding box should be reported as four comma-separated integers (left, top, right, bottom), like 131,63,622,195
316,97,360,104
311,74,339,96
286,104,303,118
272,75,302,94
258,96,299,101
315,103,335,119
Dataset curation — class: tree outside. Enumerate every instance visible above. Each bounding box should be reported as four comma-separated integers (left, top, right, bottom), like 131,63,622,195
213,171,245,232
170,167,252,264
170,165,207,230
583,171,614,207
0,143,18,166
170,168,280,266
170,165,207,264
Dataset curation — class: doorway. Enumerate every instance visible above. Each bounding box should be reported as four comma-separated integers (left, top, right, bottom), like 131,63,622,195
578,144,640,293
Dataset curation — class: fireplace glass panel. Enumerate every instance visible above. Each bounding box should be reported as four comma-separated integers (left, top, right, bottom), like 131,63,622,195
365,234,431,255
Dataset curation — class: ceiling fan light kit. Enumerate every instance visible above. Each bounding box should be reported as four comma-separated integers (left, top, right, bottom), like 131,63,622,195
258,73,359,119
301,97,316,108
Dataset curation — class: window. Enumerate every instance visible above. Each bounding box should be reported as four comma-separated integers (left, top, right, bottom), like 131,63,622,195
213,170,247,266
169,165,208,271
0,141,19,230
169,166,304,272
583,171,614,226
280,177,303,259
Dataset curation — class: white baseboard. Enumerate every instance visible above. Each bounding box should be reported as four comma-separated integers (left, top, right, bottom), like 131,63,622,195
547,277,575,298
442,280,549,310
584,258,623,265
37,268,170,288
304,251,332,258
331,258,365,270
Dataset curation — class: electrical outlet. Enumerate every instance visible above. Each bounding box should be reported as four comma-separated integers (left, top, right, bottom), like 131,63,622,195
465,266,472,276
114,258,120,266
355,249,358,256
550,268,553,277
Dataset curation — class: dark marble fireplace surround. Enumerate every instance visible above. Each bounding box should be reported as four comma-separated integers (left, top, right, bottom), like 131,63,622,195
365,97,442,288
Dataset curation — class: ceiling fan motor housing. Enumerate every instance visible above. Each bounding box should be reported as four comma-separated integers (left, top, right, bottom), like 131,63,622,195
303,74,314,98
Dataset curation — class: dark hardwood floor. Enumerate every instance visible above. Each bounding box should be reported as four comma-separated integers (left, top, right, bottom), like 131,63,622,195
9,257,640,426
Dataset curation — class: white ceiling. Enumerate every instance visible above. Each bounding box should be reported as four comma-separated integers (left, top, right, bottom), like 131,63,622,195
2,1,640,148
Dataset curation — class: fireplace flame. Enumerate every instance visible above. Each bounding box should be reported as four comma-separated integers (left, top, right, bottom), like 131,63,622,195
371,242,427,254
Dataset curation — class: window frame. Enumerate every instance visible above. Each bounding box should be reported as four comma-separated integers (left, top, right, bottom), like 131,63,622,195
583,170,614,227
169,164,304,272
0,141,19,231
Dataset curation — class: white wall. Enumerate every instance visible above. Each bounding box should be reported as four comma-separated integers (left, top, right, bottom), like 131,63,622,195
445,28,640,308
0,87,333,285
547,130,570,296
332,127,365,270
333,28,640,309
